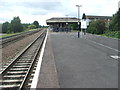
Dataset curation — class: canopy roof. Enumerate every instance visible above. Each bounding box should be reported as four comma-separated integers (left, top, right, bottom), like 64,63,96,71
46,17,79,24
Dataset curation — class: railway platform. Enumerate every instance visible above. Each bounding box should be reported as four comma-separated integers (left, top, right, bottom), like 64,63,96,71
32,30,118,88
32,30,59,88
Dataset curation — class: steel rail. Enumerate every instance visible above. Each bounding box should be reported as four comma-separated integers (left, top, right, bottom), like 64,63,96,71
1,29,47,89
0,29,41,48
19,31,46,89
1,30,45,75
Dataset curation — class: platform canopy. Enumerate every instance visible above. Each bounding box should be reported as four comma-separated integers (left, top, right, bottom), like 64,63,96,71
46,17,80,32
46,17,79,25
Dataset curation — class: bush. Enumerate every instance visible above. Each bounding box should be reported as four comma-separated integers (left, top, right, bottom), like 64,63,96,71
102,31,120,39
87,20,107,34
28,24,36,29
2,22,9,33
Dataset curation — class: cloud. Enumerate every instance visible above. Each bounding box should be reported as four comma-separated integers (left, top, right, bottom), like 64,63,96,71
22,2,62,10
22,1,63,15
0,0,63,15
0,18,11,23
0,0,119,25
0,0,67,25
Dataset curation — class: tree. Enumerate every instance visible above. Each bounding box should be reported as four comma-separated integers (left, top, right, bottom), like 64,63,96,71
109,9,120,31
87,21,96,34
87,20,106,34
28,24,36,29
33,21,39,28
118,8,120,31
95,20,106,34
2,21,9,33
69,23,78,30
82,13,86,20
22,23,31,30
10,16,23,33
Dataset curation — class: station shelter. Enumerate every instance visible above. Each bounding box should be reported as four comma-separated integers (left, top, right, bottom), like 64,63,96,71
46,17,78,32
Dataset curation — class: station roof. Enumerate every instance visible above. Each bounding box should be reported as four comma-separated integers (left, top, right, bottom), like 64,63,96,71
46,15,112,25
86,15,112,19
46,17,79,24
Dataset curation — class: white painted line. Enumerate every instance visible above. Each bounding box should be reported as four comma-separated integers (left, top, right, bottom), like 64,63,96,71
87,39,120,53
30,29,48,89
110,55,120,59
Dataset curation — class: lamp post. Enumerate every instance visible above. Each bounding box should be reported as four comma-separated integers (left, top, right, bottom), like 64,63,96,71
76,5,82,38
66,15,68,32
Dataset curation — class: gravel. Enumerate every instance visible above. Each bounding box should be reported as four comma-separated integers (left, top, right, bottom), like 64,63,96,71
1,29,44,66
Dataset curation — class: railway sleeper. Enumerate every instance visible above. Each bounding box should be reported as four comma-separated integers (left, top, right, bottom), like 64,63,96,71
14,63,31,66
2,62,11,67
4,74,25,77
0,68,4,71
0,81,22,86
3,77,24,80
9,69,28,72
3,63,30,68
24,51,38,55
0,79,22,83
12,66,29,68
18,58,32,60
16,61,32,63
6,71,27,75
12,65,30,68
19,55,33,57
0,84,20,88
19,57,33,59
3,75,25,79
10,68,28,71
7,70,27,73
11,65,28,68
2,65,8,68
3,75,26,80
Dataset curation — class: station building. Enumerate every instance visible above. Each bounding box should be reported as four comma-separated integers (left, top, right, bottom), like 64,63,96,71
46,15,112,32
46,17,78,32
86,15,112,27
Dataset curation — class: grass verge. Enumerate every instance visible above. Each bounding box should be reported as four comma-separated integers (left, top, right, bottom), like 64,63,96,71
0,29,38,38
101,31,120,39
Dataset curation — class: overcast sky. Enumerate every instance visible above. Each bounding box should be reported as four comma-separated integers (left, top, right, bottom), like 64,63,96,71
0,0,119,25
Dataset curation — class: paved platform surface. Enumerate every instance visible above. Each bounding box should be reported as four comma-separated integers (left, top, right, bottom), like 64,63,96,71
37,31,118,88
36,32,59,88
51,32,118,88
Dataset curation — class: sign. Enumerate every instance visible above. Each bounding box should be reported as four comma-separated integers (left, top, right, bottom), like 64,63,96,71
81,20,87,29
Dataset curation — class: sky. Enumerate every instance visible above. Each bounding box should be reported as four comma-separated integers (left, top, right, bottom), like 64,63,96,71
0,0,119,25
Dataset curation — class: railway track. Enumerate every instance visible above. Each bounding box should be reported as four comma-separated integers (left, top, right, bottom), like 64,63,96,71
0,29,47,89
0,29,40,48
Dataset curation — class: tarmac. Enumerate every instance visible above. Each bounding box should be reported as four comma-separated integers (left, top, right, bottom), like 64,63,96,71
36,31,59,88
36,31,118,88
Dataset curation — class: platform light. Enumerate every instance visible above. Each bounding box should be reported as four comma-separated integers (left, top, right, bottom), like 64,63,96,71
76,5,82,38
